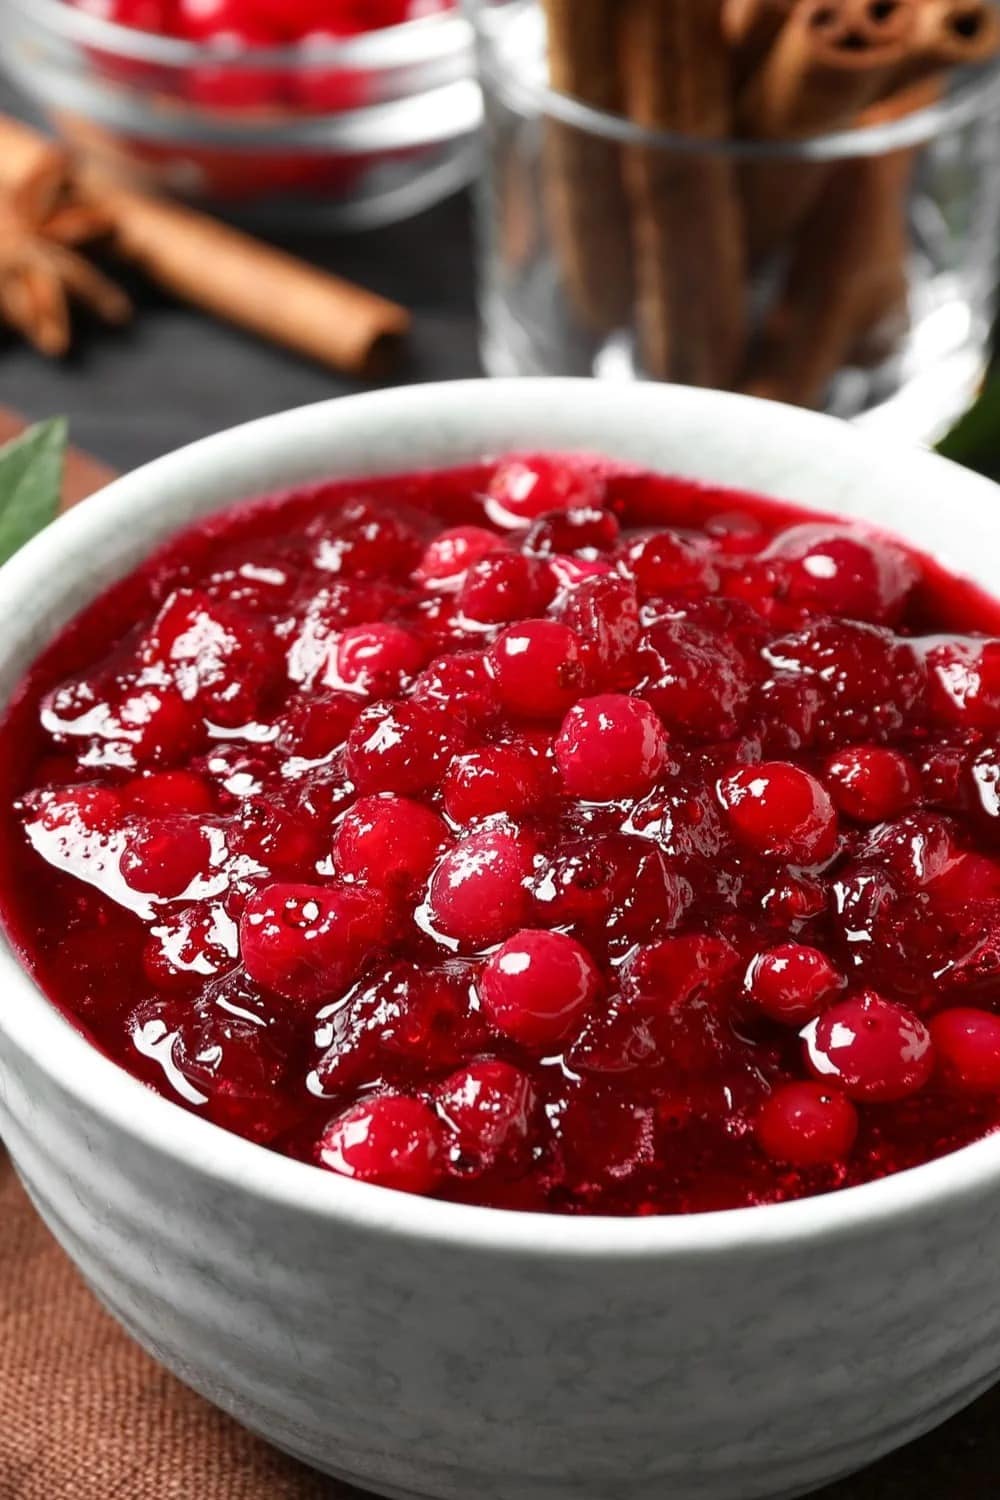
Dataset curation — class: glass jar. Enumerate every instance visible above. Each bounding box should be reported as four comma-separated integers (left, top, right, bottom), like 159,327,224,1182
0,0,480,230
468,0,1000,443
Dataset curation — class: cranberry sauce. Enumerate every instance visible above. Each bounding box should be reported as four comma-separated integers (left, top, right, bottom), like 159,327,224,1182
4,453,1000,1216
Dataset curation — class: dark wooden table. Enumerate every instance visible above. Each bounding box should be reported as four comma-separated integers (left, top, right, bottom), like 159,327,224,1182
1,82,999,1500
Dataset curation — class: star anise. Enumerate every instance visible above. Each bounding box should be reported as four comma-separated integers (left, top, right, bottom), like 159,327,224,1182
0,146,132,358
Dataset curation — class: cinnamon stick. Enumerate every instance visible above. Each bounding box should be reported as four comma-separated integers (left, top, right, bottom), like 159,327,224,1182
739,0,921,138
618,0,746,387
0,115,410,378
742,145,916,408
722,0,795,86
542,0,633,335
739,0,920,264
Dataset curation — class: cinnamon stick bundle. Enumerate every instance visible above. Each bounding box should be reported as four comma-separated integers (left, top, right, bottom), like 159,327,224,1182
619,0,746,387
542,0,633,335
0,114,409,377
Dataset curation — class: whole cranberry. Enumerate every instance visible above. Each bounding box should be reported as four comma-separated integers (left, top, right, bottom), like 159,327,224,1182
412,651,500,728
764,524,918,624
636,621,754,741
486,456,607,525
317,1095,442,1195
240,880,389,1005
555,695,668,802
426,826,535,949
803,991,934,1102
927,638,1000,731
141,588,283,728
487,620,585,720
332,622,426,696
458,553,554,626
755,1083,858,1167
930,1008,1000,1094
345,699,459,795
277,689,359,760
442,743,550,824
334,793,446,894
824,746,918,823
745,944,843,1025
123,770,215,815
523,507,619,558
120,817,214,900
480,929,600,1049
435,1060,538,1172
718,762,838,864
558,574,640,684
859,811,958,891
415,526,505,588
624,530,719,600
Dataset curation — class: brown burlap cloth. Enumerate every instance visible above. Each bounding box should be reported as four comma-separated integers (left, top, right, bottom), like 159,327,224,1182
1,412,999,1500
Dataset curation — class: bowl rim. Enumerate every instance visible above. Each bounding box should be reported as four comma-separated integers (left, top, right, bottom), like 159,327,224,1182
4,377,1000,1261
1,0,471,69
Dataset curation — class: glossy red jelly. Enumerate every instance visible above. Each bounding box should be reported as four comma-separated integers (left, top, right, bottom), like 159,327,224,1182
4,453,1000,1216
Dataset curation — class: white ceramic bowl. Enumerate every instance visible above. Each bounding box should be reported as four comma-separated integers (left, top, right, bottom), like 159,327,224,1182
3,380,1000,1500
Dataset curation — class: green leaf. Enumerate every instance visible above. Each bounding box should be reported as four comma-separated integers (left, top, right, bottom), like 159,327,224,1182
936,377,1000,480
0,418,67,567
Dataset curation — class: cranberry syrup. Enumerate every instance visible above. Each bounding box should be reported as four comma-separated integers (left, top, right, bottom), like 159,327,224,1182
4,453,1000,1216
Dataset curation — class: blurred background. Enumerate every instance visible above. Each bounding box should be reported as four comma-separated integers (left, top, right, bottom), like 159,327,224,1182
0,0,999,470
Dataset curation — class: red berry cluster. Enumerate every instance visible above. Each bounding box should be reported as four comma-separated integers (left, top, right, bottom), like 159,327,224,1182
72,0,455,111
5,452,1000,1216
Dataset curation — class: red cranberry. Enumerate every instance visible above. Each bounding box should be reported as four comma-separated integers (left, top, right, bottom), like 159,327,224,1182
624,530,719,600
435,1060,537,1172
334,793,446,894
859,812,958,891
123,770,215,816
534,834,686,950
141,588,282,728
745,944,843,1025
755,1083,858,1167
803,991,934,1101
442,743,549,824
558,574,640,684
765,524,918,624
718,762,838,864
240,881,388,1005
332,622,426,696
316,961,486,1091
412,651,500,728
457,553,554,626
623,935,741,1010
309,497,421,580
636,621,754,741
555,694,668,802
929,852,1000,907
317,1095,442,1195
176,0,244,36
487,620,585,720
172,993,294,1144
345,699,459,795
277,689,359,761
480,929,600,1049
120,818,214,900
426,826,535,949
927,638,1000,731
930,1008,1000,1095
763,620,927,745
824,746,918,823
523,507,620,558
487,456,607,525
415,526,505,588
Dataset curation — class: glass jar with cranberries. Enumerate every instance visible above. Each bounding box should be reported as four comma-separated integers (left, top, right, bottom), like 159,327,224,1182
0,0,478,227
6,451,1000,1218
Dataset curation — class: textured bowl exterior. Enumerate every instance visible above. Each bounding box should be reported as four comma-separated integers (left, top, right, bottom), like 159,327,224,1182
3,382,1000,1500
